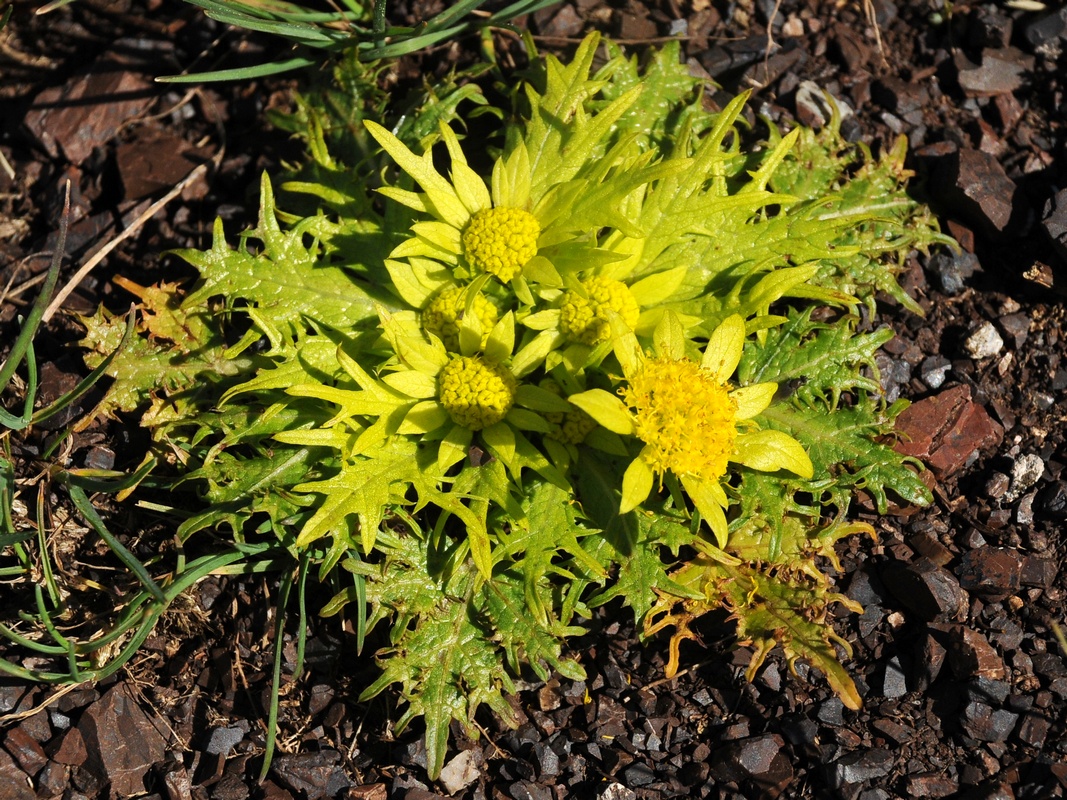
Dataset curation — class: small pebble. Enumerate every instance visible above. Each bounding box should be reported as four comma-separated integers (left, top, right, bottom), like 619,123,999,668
965,321,1004,359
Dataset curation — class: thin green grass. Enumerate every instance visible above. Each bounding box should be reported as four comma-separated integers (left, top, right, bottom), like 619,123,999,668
36,0,560,81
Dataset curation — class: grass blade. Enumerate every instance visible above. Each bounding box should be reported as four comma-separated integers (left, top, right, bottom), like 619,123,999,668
158,56,320,82
65,484,166,603
258,566,295,782
0,183,69,426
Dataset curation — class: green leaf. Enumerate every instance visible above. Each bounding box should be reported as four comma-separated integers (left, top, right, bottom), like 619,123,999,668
176,176,385,346
292,439,490,565
760,401,933,513
78,283,249,422
740,308,893,407
587,499,699,623
358,533,518,780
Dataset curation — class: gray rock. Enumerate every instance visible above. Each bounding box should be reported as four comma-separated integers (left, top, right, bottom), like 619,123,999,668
882,656,908,699
957,48,1030,97
830,749,893,787
920,355,952,389
927,251,978,295
206,724,247,757
966,677,1011,705
960,701,1018,742
622,762,656,787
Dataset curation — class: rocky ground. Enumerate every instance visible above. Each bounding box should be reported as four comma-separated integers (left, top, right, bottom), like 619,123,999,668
1,0,1066,798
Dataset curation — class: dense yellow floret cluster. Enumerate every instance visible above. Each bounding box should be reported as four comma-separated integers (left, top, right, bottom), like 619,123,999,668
560,277,641,345
623,357,737,482
438,356,517,430
461,207,540,282
422,287,499,352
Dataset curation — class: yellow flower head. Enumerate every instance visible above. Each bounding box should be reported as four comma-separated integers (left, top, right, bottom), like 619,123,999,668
567,313,814,549
623,357,736,483
559,276,641,345
438,356,518,431
422,287,499,352
463,207,540,283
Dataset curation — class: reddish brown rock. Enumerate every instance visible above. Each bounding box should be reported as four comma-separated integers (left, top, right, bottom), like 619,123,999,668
956,547,1022,598
933,148,1022,238
895,385,1004,478
75,683,169,798
24,61,155,165
2,726,47,777
906,773,959,797
348,785,389,800
994,92,1024,131
949,626,1006,680
49,725,88,767
0,747,33,800
115,126,213,202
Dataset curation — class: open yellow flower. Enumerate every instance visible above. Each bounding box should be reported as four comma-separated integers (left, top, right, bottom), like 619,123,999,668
286,306,574,489
568,313,813,549
365,120,554,294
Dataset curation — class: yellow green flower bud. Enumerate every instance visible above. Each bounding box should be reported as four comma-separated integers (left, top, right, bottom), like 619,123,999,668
462,207,540,282
541,380,596,445
422,287,499,352
559,276,640,345
439,356,517,431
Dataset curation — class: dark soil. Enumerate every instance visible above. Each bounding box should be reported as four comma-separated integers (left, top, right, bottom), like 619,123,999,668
2,1,1066,798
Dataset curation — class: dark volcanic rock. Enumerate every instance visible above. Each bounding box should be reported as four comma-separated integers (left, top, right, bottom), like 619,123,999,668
712,734,793,798
960,701,1018,743
1043,187,1067,265
932,148,1024,238
1022,6,1067,53
956,547,1022,598
883,559,967,621
271,751,351,800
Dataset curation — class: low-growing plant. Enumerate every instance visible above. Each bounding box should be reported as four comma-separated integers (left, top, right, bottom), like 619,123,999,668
11,34,952,778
